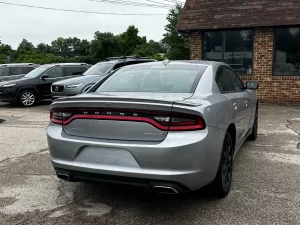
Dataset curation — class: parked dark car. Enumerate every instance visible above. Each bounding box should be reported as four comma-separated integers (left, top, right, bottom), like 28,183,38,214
51,56,155,100
0,63,39,82
0,63,90,107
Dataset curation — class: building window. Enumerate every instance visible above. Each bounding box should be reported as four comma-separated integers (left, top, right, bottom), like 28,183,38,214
203,30,254,76
274,27,300,76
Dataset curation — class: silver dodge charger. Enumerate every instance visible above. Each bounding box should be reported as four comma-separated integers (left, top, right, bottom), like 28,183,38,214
47,61,259,197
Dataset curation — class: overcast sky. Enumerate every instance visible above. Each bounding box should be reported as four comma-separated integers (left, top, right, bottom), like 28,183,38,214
0,0,177,49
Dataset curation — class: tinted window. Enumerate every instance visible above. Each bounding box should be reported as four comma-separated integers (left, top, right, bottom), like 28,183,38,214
0,67,9,77
10,67,24,75
81,67,89,73
216,68,234,93
96,64,206,93
64,67,83,77
23,67,35,74
203,31,223,62
84,63,112,75
44,67,63,78
274,27,300,76
204,30,253,76
224,68,244,92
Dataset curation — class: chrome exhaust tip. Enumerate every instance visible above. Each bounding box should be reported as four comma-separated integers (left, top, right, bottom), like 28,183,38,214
56,173,70,181
153,185,179,194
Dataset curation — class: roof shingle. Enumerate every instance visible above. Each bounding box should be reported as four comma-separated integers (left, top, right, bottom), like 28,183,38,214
176,0,300,32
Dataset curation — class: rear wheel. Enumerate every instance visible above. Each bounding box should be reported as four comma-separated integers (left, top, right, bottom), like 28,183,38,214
19,90,36,107
248,103,258,141
211,131,233,198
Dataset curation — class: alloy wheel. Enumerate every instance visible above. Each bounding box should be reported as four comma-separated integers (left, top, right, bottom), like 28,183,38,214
21,92,35,106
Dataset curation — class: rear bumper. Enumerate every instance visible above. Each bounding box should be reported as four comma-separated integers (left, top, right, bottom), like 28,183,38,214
54,168,190,193
47,124,225,191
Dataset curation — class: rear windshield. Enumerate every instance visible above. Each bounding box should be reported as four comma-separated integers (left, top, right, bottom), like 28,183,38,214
84,63,113,75
96,64,207,93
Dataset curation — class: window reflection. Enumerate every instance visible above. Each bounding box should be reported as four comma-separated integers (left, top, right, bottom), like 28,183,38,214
204,30,253,76
274,27,300,76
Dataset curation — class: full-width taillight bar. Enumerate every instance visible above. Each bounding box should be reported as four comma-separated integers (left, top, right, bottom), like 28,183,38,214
50,108,205,131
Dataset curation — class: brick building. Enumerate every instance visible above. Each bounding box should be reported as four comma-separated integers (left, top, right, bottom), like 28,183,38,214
176,0,300,104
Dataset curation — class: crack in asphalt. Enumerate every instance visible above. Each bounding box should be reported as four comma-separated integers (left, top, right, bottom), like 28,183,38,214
286,120,300,150
0,148,49,165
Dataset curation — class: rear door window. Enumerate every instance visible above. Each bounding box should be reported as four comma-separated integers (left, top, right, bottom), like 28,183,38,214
9,67,24,75
81,67,89,74
224,67,244,92
22,67,35,74
64,67,84,77
216,68,235,93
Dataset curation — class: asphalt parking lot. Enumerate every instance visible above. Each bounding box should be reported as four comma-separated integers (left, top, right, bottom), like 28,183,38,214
0,102,300,225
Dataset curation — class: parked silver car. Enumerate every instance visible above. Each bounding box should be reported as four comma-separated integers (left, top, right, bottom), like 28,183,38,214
47,61,259,197
51,56,155,100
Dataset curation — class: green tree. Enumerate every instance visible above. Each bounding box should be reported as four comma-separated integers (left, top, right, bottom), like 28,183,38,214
162,4,190,60
117,25,147,56
0,43,14,63
90,32,117,61
37,43,52,53
51,37,71,56
17,39,35,52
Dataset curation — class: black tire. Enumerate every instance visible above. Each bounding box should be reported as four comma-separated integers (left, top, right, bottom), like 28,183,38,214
19,90,37,107
247,103,258,141
211,131,233,198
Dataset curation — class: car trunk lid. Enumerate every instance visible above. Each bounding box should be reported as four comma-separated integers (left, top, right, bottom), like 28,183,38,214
52,92,196,142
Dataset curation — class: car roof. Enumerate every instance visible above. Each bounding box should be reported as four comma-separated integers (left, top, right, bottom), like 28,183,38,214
41,63,89,67
121,60,224,68
0,63,38,67
98,56,155,64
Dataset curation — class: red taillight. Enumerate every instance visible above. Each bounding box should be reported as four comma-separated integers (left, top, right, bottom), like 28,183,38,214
169,116,204,131
50,108,205,131
50,109,72,125
153,115,204,130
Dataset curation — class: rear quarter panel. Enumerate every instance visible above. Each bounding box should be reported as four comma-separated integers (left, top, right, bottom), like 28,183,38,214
174,94,234,130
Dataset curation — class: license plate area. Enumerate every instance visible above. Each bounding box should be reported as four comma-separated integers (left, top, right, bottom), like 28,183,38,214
75,147,139,168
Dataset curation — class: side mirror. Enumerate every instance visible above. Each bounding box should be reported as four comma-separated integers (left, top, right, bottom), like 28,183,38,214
246,82,259,90
40,75,49,80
